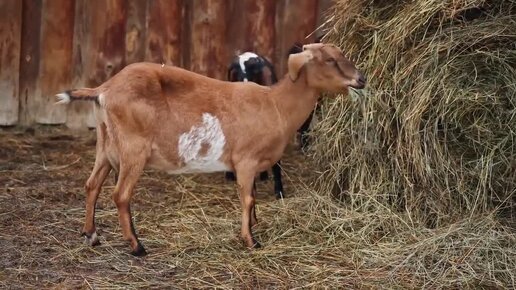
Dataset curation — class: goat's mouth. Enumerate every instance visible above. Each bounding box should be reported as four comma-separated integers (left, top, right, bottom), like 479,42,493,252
349,73,366,89
350,82,365,90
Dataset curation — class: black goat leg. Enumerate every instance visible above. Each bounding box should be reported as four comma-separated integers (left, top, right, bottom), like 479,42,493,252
259,171,269,181
225,171,237,181
298,109,315,151
272,162,284,199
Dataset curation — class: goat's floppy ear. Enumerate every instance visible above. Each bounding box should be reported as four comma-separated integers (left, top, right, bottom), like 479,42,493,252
288,50,313,81
303,43,325,51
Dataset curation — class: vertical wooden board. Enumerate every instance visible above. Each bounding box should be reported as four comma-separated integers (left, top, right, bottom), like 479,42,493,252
274,0,287,77
244,0,276,62
0,0,22,125
18,0,42,125
225,1,246,65
225,0,275,72
125,0,147,64
35,0,75,124
317,0,333,28
68,0,127,129
190,0,227,80
145,0,183,66
181,0,193,70
275,0,319,75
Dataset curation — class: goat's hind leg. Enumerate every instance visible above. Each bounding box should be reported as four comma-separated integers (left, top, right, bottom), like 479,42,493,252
82,157,111,246
82,125,112,246
112,145,149,256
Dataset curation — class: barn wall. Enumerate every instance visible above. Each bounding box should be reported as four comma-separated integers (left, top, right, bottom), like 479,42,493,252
0,0,332,128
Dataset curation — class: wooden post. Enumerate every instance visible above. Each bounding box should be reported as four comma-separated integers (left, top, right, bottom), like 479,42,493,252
244,0,276,62
275,0,319,76
225,1,246,64
35,0,75,124
18,0,42,125
68,0,127,129
0,0,22,125
145,0,184,66
317,0,333,28
190,0,227,80
125,0,147,64
226,0,276,78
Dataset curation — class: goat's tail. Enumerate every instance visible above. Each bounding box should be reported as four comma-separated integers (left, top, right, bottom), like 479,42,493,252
55,88,99,105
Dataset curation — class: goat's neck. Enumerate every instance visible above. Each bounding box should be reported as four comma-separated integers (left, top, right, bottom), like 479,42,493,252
271,72,319,136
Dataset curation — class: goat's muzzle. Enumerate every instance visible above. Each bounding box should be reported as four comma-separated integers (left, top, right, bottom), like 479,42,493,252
351,72,366,89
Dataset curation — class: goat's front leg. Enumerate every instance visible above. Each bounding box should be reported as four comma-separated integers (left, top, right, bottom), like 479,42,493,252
236,165,261,248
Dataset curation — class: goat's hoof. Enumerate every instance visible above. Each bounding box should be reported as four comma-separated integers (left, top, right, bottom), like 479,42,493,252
130,243,147,257
245,238,261,249
82,231,100,247
275,191,285,199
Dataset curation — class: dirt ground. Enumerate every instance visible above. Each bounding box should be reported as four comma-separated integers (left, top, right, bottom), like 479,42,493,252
0,126,320,289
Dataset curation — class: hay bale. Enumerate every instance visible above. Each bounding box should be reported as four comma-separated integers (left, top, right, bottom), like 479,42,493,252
312,0,516,225
307,1,516,286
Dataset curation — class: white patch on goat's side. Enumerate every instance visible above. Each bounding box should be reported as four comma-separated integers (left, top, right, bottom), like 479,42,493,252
238,52,258,82
55,92,71,104
172,113,228,174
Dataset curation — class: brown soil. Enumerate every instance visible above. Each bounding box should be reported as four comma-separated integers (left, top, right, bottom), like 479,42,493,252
0,126,313,289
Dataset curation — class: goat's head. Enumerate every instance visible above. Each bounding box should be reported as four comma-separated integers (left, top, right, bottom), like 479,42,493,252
228,52,276,85
288,43,366,93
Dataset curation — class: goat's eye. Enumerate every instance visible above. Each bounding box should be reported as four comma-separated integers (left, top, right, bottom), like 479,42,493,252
325,58,335,64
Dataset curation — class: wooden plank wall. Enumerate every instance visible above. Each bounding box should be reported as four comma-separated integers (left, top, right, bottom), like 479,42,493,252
0,0,332,129
0,0,22,125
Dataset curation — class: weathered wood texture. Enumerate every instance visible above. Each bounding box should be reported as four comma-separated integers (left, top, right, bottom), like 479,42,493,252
2,0,330,128
35,0,75,124
68,0,127,129
18,0,42,125
125,0,147,65
145,0,184,66
244,0,276,62
190,0,227,80
276,0,320,75
0,0,22,125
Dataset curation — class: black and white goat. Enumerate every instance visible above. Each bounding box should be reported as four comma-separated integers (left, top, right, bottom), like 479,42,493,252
226,52,284,199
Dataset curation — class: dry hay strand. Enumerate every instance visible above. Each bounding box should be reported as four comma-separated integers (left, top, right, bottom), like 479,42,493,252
306,0,516,288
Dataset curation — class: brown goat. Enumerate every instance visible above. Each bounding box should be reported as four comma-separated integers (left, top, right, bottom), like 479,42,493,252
56,43,365,256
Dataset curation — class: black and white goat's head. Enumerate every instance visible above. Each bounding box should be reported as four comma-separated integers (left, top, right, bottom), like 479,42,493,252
227,52,278,85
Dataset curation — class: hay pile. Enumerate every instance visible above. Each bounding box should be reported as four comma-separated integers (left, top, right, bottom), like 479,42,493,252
307,0,516,287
